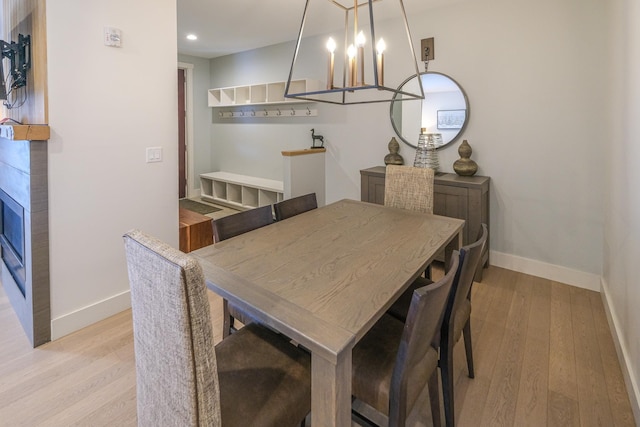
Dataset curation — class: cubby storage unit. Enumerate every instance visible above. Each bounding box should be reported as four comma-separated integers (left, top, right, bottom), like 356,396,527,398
200,172,284,210
208,78,321,107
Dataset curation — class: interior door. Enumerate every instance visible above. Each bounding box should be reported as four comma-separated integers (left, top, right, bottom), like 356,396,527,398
177,68,187,199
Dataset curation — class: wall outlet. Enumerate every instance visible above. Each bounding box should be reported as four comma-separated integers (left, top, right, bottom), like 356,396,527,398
421,37,435,61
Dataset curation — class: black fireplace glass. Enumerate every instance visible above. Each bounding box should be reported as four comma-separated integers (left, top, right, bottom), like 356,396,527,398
0,189,26,296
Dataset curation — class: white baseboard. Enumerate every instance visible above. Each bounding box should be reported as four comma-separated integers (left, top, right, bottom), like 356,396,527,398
188,187,201,199
600,278,640,423
50,290,131,340
489,250,601,292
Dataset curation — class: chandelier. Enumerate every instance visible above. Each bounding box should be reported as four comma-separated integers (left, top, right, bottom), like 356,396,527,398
285,0,424,105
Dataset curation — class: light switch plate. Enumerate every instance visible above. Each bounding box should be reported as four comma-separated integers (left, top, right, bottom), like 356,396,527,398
146,147,162,163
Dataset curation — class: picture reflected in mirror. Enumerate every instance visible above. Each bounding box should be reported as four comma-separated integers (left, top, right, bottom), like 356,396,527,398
390,72,469,149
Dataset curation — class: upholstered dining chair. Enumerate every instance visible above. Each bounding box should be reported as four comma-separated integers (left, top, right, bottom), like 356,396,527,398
384,165,434,214
351,252,460,427
387,223,488,427
123,229,311,427
211,205,274,337
273,193,317,221
384,164,435,280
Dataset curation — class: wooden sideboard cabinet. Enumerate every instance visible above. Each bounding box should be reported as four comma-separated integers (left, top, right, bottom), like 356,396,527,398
360,166,490,279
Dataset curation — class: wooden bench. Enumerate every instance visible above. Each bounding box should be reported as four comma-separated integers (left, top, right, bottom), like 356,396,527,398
179,208,213,253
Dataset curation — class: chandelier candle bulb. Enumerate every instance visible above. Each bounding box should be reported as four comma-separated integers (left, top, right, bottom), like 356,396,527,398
356,31,366,86
376,38,386,86
326,38,336,90
347,44,357,87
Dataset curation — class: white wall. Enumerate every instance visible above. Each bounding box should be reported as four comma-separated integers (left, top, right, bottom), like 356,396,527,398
207,0,606,288
603,0,640,419
46,0,178,339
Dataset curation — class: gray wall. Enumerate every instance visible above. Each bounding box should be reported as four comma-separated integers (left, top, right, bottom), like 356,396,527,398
205,0,606,280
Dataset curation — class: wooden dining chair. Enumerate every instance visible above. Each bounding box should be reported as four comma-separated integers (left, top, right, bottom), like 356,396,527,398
211,204,273,243
384,165,434,214
351,252,460,427
211,205,274,337
273,193,317,221
386,223,488,427
123,229,311,427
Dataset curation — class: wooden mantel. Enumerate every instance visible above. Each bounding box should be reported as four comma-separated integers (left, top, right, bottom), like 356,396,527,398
0,124,50,141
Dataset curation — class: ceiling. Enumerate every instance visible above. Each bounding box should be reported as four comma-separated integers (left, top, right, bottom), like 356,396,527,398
177,0,453,59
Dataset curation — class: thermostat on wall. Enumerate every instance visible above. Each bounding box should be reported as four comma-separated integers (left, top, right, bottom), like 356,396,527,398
104,27,122,47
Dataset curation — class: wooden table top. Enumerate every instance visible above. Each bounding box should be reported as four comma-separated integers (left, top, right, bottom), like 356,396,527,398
192,199,465,360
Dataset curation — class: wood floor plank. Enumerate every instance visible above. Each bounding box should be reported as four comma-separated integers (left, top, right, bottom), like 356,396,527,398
0,318,133,408
37,363,137,427
479,270,532,427
513,275,550,426
571,286,615,427
70,384,138,427
589,292,636,426
548,280,580,427
457,267,517,426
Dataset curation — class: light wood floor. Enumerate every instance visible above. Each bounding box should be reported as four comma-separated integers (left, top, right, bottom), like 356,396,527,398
0,266,635,426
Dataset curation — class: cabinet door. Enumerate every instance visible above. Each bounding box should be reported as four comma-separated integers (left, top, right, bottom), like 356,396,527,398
361,173,386,205
434,184,469,244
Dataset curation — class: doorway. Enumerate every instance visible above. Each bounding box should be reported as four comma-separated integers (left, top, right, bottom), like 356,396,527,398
177,68,186,198
177,62,194,199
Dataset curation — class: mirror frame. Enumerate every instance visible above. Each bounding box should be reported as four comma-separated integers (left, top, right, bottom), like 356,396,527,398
390,71,470,149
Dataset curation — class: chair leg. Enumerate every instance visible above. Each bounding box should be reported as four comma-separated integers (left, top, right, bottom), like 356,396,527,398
428,369,442,427
462,318,475,378
440,335,455,427
424,264,432,280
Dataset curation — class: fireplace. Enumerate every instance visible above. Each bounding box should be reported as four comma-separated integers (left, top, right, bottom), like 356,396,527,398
0,130,50,347
0,188,26,296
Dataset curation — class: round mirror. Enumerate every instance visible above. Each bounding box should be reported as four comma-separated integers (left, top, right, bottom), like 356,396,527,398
390,71,469,149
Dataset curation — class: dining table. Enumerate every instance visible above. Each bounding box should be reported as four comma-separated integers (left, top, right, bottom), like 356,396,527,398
191,199,465,427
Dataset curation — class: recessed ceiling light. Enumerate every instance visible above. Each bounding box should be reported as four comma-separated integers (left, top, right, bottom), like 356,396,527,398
186,34,197,41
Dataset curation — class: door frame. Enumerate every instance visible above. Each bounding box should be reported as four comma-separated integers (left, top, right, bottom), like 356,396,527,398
178,62,195,198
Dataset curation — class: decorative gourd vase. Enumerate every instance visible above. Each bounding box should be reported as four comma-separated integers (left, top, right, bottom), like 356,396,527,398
453,140,478,176
384,137,404,165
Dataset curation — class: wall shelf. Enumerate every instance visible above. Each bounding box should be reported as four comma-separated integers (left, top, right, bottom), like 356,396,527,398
208,78,321,107
200,171,284,210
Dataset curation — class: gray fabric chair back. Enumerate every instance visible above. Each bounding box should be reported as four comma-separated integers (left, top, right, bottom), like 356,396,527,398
384,165,434,214
389,252,459,425
123,229,221,427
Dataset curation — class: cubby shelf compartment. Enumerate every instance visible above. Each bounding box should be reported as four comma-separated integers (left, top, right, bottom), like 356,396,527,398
208,78,321,107
200,172,284,211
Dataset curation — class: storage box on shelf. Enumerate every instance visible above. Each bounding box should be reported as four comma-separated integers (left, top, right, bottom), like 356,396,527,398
200,172,284,211
208,78,320,107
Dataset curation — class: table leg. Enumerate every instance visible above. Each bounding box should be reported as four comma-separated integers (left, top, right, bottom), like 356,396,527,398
311,349,352,427
444,229,463,268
